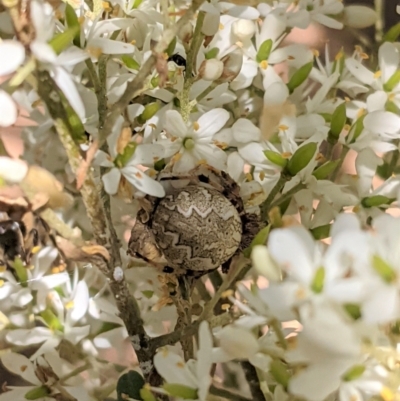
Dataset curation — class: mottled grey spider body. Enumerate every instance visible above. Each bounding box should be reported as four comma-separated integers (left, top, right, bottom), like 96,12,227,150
128,165,260,277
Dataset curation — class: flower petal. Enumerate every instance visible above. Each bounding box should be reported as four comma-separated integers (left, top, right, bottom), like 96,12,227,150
196,109,230,138
0,90,17,127
0,353,39,385
165,110,188,138
121,166,165,197
102,168,122,195
0,40,25,76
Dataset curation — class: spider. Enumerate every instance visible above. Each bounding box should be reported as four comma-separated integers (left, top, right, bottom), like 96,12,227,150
127,164,261,279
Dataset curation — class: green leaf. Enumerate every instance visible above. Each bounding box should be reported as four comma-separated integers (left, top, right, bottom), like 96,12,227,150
361,195,395,208
372,255,396,283
49,26,80,55
270,360,290,389
205,47,219,59
256,39,273,63
243,224,271,258
65,3,81,46
330,102,347,138
310,224,331,240
383,22,400,43
312,160,340,180
386,100,400,114
287,61,313,93
40,308,64,331
140,387,157,401
115,142,137,168
163,384,198,399
344,303,362,320
263,150,288,168
342,365,366,381
117,370,145,401
25,386,50,400
319,113,332,123
154,158,166,171
383,70,400,92
137,102,160,124
9,258,28,287
166,36,177,57
310,266,325,293
286,142,318,176
122,55,140,70
348,115,365,143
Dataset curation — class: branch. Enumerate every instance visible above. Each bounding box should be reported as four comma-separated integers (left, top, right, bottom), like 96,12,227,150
209,384,253,401
98,0,207,145
260,174,291,221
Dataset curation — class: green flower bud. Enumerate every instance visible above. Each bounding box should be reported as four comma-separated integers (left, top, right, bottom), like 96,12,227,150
263,150,288,168
140,387,157,401
115,142,137,168
117,370,145,401
154,158,166,171
330,102,347,138
256,39,273,63
310,266,325,293
137,102,160,124
25,386,50,400
312,160,340,180
287,61,313,93
122,55,140,70
163,384,198,400
166,36,177,57
343,303,362,320
286,142,318,176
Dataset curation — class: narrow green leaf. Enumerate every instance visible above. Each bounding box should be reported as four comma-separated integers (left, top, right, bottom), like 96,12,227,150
140,387,157,401
343,303,362,320
310,224,331,240
342,365,366,381
166,37,177,57
270,360,290,389
319,113,332,123
348,115,365,143
287,62,313,93
383,22,400,43
25,386,50,400
361,195,395,208
40,308,64,331
142,290,154,299
330,102,347,138
286,142,318,176
372,255,397,283
263,150,288,168
122,55,140,70
205,47,219,59
310,267,325,293
312,160,340,180
65,3,81,46
49,26,80,55
9,258,28,287
256,39,273,63
386,100,400,114
243,225,271,258
383,70,400,92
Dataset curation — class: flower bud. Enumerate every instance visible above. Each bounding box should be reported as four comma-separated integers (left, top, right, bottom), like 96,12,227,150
343,6,377,29
232,19,256,41
218,326,259,359
220,49,243,82
137,102,160,124
198,58,224,81
251,245,281,281
178,22,193,44
264,150,288,168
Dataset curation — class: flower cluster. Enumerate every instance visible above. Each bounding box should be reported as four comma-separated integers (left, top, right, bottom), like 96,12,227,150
0,0,400,400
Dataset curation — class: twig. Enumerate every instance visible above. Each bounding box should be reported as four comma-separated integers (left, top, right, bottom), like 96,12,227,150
269,182,307,210
260,174,291,221
209,384,253,401
241,361,266,401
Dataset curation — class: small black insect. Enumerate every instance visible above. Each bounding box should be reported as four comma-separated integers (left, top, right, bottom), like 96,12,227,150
167,53,187,69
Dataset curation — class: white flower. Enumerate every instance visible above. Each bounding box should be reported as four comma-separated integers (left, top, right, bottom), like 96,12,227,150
160,108,229,172
298,0,344,29
154,321,213,401
96,116,165,196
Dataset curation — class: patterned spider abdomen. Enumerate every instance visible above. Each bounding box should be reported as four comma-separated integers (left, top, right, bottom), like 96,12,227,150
151,185,242,272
